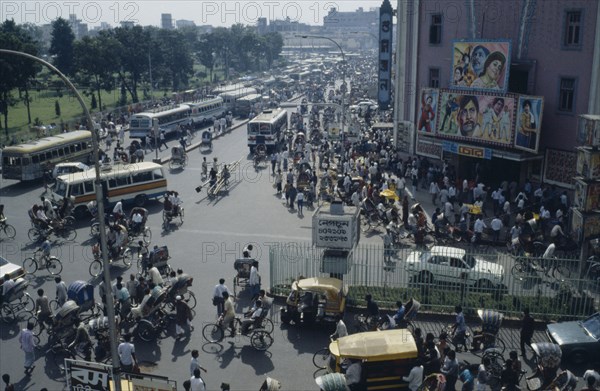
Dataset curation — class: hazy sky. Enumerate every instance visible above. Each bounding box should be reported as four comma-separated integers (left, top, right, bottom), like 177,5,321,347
2,1,380,27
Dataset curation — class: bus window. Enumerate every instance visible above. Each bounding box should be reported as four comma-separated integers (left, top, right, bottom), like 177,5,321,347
84,181,94,193
153,169,164,180
52,150,59,158
69,183,83,196
132,172,153,183
58,148,65,157
46,152,52,160
81,142,88,150
32,155,39,164
39,153,46,162
3,157,20,166
22,158,30,166
69,145,75,153
74,143,81,152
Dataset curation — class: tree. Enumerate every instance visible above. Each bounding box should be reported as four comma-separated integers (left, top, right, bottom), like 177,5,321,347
0,20,40,136
55,100,61,116
154,29,194,91
90,94,97,109
196,33,218,84
49,18,75,75
113,26,151,103
263,33,284,69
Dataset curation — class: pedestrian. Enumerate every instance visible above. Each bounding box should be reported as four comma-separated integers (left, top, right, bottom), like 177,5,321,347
221,291,236,337
476,357,490,391
145,135,152,153
190,368,206,391
520,308,535,357
19,321,36,375
402,360,424,391
270,153,277,175
491,214,503,242
2,374,15,391
441,350,459,391
212,278,229,316
118,333,137,373
275,169,283,194
35,288,52,331
284,183,291,206
118,126,125,144
126,274,139,305
175,295,194,339
159,131,168,151
429,181,440,206
297,190,304,216
289,184,297,210
55,276,67,307
249,261,260,301
190,349,207,377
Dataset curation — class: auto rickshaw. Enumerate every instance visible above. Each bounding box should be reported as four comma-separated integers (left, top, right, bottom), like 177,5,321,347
280,277,347,326
326,329,419,390
526,342,563,391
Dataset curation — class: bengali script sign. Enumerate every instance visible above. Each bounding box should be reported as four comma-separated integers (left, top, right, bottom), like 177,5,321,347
314,217,355,249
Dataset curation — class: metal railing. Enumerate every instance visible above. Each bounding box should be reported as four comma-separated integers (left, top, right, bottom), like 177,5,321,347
269,242,598,322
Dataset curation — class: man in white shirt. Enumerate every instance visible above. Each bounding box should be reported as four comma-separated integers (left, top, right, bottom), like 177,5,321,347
241,300,263,335
112,200,123,217
473,217,486,243
190,368,206,391
148,263,164,287
212,278,229,316
490,215,503,242
131,211,143,233
248,261,260,300
330,318,348,340
118,334,137,373
429,182,440,206
402,363,424,391
55,276,68,306
444,201,455,225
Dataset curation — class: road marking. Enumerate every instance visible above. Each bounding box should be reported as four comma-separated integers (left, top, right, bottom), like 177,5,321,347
174,227,308,241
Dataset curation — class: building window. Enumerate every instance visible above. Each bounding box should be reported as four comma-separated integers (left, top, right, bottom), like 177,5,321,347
428,68,440,88
563,10,582,49
429,14,442,45
558,77,576,112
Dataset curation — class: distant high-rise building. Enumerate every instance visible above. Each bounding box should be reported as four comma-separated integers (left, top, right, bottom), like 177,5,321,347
176,19,196,28
257,17,268,35
161,13,174,30
323,7,378,33
120,21,135,29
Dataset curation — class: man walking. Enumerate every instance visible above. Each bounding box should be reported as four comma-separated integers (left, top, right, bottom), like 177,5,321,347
55,276,67,307
19,321,36,374
175,295,194,339
520,308,535,357
118,334,138,373
212,278,229,316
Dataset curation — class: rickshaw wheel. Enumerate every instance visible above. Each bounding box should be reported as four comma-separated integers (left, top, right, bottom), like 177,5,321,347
202,323,224,343
0,305,15,323
23,293,35,312
312,347,330,369
259,318,274,333
89,260,103,277
121,248,134,267
250,330,273,351
137,319,156,342
169,160,176,170
142,227,152,244
182,291,196,309
28,228,42,242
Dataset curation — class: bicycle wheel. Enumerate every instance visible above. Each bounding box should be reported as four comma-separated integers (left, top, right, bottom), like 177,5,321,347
63,227,77,241
202,323,224,343
1,305,15,323
260,318,274,334
182,291,196,310
28,228,42,242
50,299,60,311
312,347,330,369
22,257,38,274
89,260,103,277
22,293,35,312
136,319,156,342
250,330,273,351
121,248,133,267
47,257,63,275
2,224,16,239
142,227,152,244
552,264,571,281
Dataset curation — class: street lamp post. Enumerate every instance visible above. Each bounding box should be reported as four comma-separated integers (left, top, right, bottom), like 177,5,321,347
295,35,346,142
0,49,122,391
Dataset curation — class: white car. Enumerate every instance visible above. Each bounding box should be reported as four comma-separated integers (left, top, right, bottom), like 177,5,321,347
52,162,90,179
404,246,504,289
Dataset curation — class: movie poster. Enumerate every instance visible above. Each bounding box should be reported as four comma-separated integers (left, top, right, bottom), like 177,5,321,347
451,40,511,93
416,88,439,135
514,96,544,153
436,90,515,147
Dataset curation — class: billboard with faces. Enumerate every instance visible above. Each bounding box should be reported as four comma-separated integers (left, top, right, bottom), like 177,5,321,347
451,40,511,93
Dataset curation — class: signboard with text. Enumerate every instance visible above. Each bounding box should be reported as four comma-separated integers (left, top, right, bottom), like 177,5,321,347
378,0,393,110
65,360,112,391
312,206,359,249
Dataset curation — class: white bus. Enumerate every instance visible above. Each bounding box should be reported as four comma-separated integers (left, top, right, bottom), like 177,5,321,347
186,96,225,126
129,104,190,139
211,83,247,95
2,131,93,181
247,108,287,153
50,162,167,217
219,88,258,114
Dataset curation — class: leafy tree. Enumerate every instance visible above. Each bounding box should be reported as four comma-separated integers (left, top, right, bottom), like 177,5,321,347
49,18,75,75
90,94,97,109
154,29,193,91
113,26,151,103
196,33,218,83
0,20,40,136
263,32,284,69
55,100,61,116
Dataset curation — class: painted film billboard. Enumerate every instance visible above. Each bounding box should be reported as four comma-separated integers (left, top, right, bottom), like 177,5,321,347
451,40,511,93
514,95,544,153
436,90,516,147
416,88,439,135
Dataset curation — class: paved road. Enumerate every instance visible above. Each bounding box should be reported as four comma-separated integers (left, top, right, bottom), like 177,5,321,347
0,99,595,390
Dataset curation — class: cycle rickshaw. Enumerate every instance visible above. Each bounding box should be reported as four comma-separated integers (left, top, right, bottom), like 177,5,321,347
201,130,213,150
0,278,34,323
169,146,188,170
202,310,274,351
254,144,267,167
33,300,81,342
65,281,102,323
469,309,506,356
134,287,172,342
163,273,197,310
233,258,257,297
127,207,152,244
162,200,184,227
526,342,565,391
280,277,347,326
137,245,172,279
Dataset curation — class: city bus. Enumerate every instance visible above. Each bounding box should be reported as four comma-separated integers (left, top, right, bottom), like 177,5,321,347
247,108,287,153
218,88,258,114
1,130,93,181
236,93,263,118
211,83,247,95
50,162,167,217
128,104,190,139
186,96,225,126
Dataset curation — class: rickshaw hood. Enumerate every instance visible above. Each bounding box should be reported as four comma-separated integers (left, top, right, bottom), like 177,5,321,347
296,277,347,296
329,329,417,362
547,321,598,345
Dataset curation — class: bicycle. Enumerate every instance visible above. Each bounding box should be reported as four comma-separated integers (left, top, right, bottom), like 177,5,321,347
441,324,474,352
511,256,570,282
22,249,63,275
202,316,274,351
0,219,16,240
313,337,334,369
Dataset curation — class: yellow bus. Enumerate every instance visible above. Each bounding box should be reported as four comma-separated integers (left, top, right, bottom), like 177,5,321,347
1,131,93,181
50,162,167,217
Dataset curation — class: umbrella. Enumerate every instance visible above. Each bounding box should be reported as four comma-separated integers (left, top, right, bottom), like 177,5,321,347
380,189,399,201
315,373,348,391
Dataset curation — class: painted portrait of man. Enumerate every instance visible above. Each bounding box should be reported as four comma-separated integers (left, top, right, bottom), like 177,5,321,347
456,95,481,138
515,96,543,153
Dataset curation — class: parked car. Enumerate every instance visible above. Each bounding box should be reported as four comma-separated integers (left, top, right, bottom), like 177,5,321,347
546,312,600,364
404,246,504,289
0,255,25,289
